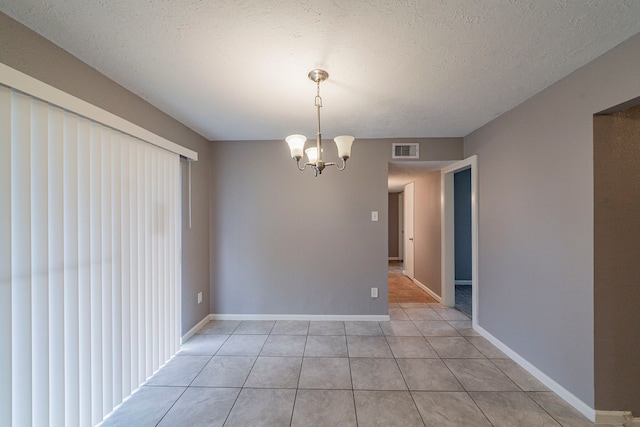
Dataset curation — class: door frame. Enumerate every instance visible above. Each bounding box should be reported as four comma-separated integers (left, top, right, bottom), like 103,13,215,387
398,192,404,261
441,155,478,326
403,182,415,280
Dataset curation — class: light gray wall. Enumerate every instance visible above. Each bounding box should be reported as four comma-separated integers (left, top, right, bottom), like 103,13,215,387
454,169,472,281
388,193,399,258
0,12,212,334
464,32,640,408
413,171,442,295
210,139,389,315
594,104,640,415
209,138,462,315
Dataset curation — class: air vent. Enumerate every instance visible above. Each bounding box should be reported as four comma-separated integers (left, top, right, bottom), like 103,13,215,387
392,143,419,159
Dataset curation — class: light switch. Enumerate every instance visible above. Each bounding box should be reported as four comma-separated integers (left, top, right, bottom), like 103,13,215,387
371,287,378,298
371,211,379,222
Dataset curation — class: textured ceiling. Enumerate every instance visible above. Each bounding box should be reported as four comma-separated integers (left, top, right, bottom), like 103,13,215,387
1,0,640,142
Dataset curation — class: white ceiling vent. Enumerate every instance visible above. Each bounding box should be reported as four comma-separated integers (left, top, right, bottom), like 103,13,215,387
392,143,419,159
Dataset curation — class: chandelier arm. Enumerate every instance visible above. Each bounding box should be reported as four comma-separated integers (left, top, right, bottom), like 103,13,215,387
294,158,307,171
322,158,347,171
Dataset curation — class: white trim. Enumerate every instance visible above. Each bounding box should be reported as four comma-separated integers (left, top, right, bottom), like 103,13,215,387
441,155,478,330
475,324,596,422
180,315,210,344
595,410,636,426
412,278,443,303
388,257,400,261
398,192,404,261
455,280,472,285
0,63,198,160
210,314,391,321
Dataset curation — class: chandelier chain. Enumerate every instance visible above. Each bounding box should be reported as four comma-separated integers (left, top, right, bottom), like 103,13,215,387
315,80,322,107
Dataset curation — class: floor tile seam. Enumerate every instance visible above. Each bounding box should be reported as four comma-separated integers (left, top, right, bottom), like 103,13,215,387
219,384,243,427
300,334,310,358
473,390,567,426
145,384,194,388
424,336,489,359
181,353,216,389
486,358,532,394
462,334,493,357
150,384,191,427
290,361,303,427
350,372,360,427
351,386,409,391
183,385,242,390
297,387,357,391
439,357,471,395
387,335,412,390
236,386,300,390
238,350,262,390
523,391,576,427
458,390,498,427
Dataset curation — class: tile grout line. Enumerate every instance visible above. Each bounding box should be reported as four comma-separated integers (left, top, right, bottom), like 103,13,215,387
383,329,428,426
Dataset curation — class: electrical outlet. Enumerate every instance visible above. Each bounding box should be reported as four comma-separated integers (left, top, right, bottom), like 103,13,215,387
371,287,378,298
197,292,202,304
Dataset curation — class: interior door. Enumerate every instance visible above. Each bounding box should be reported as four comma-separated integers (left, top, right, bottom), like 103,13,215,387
403,182,415,279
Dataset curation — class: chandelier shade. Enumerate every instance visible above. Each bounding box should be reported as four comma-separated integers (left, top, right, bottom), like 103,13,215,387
285,134,307,160
285,69,355,176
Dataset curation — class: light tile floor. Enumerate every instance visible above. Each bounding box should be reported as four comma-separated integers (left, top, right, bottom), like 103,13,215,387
102,303,599,427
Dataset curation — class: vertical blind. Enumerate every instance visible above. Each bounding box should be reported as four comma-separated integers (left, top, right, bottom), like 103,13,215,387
0,85,182,426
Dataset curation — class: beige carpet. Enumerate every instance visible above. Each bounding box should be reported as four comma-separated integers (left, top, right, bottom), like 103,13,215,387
388,261,437,303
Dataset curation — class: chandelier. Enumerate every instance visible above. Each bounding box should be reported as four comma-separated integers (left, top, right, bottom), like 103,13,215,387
285,69,355,176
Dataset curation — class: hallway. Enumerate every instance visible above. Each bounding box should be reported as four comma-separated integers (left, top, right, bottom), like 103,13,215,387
388,261,438,304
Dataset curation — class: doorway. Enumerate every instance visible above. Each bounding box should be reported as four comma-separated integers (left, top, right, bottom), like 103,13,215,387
441,156,478,326
453,169,472,316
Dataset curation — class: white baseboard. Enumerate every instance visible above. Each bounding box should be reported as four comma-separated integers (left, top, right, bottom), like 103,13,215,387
210,313,391,321
455,280,472,285
412,278,443,303
595,410,638,426
388,257,400,261
181,314,211,344
474,324,596,422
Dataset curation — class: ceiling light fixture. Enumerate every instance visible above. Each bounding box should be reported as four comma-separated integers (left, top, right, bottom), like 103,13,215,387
285,69,355,176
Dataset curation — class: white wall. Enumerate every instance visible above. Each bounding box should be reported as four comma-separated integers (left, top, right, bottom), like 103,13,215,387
464,32,640,408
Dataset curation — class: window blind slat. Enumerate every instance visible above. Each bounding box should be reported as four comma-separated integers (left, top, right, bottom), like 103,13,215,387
11,91,33,427
0,85,13,427
48,105,65,427
111,134,123,407
31,98,50,427
129,143,139,391
120,139,131,399
143,150,152,380
89,123,103,425
63,112,80,427
151,149,158,372
77,117,92,427
101,130,113,417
